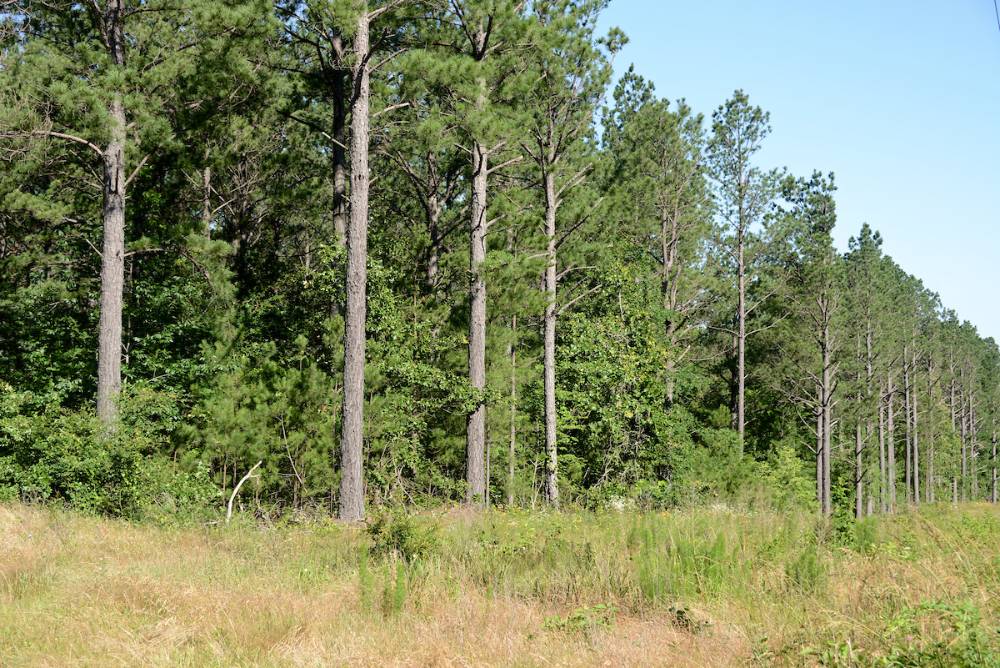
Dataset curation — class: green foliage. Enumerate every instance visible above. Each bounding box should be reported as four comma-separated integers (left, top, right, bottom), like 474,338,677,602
0,0,996,523
366,509,440,562
760,441,816,510
785,545,826,594
0,382,212,517
543,603,617,634
809,602,1000,667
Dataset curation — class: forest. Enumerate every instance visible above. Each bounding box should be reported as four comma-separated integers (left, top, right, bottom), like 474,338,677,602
1,0,998,526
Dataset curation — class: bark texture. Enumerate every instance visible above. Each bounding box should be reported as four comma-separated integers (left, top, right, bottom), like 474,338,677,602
338,9,370,522
466,137,488,505
96,0,127,429
543,170,558,506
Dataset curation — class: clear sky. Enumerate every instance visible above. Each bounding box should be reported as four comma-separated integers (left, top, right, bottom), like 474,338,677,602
598,0,1000,341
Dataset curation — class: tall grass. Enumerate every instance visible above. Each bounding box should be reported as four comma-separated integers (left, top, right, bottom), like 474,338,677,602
2,503,1000,665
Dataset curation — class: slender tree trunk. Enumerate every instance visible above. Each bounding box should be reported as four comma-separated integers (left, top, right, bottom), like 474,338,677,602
736,232,746,451
887,372,896,512
331,55,348,245
466,136,488,505
822,321,833,516
991,429,997,504
507,314,517,507
879,385,887,512
926,360,935,503
912,361,920,506
904,354,912,504
855,421,864,519
816,404,824,510
970,394,978,500
96,1,127,429
338,9,370,522
961,384,969,501
543,170,559,506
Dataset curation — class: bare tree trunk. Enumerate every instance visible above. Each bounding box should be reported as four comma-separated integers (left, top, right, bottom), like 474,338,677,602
816,404,824,510
991,429,997,504
543,172,559,506
543,170,559,506
507,315,517,507
332,53,348,245
961,383,969,501
466,136,488,506
96,1,127,429
926,360,935,502
821,320,833,516
887,372,896,512
855,421,864,520
338,9,370,522
879,384,886,512
904,353,912,505
970,394,978,500
912,361,920,506
736,234,746,451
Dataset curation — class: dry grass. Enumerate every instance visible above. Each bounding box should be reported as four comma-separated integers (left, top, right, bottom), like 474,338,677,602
2,503,999,667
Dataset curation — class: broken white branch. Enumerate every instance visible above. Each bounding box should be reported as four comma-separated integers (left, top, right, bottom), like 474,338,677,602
226,460,262,523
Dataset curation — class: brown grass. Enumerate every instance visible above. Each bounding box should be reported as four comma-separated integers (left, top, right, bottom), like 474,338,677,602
1,503,999,667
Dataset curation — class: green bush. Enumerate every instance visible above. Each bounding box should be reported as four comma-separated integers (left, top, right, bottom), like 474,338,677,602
366,509,440,562
0,382,216,519
0,400,146,515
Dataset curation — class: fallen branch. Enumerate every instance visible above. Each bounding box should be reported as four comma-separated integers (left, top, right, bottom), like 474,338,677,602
226,460,262,524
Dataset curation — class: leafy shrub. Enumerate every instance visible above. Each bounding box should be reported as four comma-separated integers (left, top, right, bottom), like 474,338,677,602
0,386,148,515
760,442,815,510
366,509,440,562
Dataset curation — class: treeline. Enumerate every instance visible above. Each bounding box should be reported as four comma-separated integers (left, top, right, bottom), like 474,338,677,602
1,0,997,521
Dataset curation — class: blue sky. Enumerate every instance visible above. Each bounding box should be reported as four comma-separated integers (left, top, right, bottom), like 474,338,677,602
598,0,1000,341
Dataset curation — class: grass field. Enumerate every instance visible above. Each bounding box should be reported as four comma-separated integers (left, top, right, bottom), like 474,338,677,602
3,503,1000,667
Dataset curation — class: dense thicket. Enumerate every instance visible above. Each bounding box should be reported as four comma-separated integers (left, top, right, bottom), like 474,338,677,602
1,0,996,521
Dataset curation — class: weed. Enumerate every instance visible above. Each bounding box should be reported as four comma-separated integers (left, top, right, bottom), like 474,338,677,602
544,604,617,634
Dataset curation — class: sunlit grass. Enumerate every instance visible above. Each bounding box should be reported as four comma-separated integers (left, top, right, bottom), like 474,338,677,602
2,503,999,666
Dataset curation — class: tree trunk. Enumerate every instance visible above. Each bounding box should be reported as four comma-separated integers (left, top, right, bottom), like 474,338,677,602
543,170,559,506
904,354,912,504
338,9,370,522
466,137,488,506
507,315,517,507
816,404,823,510
736,232,746,450
96,1,127,429
855,421,864,520
991,429,997,504
331,53,348,245
926,360,935,503
970,393,978,500
911,361,919,506
821,319,833,516
961,383,969,501
887,372,896,512
878,384,886,512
